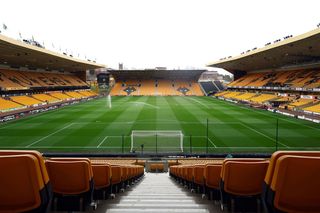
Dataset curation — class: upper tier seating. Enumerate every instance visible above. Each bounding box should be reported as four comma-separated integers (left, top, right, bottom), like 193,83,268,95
0,69,87,90
229,69,320,89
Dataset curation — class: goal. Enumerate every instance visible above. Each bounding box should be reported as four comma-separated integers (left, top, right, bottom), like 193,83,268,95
130,130,184,153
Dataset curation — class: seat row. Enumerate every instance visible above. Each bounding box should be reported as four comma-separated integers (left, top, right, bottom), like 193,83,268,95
0,150,144,212
169,151,320,213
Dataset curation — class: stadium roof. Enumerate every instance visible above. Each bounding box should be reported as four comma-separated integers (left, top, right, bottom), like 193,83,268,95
207,28,320,73
110,69,206,81
0,34,106,72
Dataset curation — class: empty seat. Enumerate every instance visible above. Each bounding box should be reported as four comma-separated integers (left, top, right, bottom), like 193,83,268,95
92,163,112,200
205,164,222,200
263,151,320,212
111,165,122,194
0,150,52,209
269,156,320,212
0,154,49,212
222,161,269,196
193,164,205,193
220,159,269,212
45,159,94,211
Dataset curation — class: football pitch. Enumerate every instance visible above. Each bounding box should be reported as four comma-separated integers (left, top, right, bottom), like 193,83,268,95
0,96,319,154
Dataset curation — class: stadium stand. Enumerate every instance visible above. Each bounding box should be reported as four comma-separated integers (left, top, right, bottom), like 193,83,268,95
303,102,320,113
49,92,72,100
109,70,205,96
10,95,44,106
0,69,88,90
190,81,204,96
139,80,156,96
32,93,60,103
199,81,219,95
110,79,204,96
0,97,24,111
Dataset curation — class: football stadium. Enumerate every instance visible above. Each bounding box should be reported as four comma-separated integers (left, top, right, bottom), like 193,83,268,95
1,1,320,212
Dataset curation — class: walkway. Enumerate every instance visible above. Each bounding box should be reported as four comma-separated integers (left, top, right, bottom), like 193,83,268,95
93,172,219,213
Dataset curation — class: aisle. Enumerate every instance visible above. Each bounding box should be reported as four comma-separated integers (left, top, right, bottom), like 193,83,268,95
94,172,218,213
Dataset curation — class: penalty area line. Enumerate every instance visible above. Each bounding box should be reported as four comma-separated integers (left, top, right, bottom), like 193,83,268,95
25,123,74,148
207,137,217,148
97,136,109,148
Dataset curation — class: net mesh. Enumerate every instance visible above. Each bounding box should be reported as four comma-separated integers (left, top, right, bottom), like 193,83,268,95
131,130,183,153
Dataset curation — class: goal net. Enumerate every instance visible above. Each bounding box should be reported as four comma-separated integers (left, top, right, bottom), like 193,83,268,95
131,130,183,153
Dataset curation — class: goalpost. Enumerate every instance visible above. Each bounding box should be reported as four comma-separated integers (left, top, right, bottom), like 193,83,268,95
131,130,184,153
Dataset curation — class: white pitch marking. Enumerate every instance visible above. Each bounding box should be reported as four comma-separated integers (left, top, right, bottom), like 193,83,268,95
131,102,160,109
239,122,289,148
97,136,109,148
188,97,210,109
207,137,217,148
26,123,74,147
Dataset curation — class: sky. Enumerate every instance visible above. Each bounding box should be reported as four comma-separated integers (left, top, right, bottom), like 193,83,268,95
0,0,320,75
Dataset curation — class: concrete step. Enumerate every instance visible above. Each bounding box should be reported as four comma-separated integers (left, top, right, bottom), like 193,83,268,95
89,173,220,213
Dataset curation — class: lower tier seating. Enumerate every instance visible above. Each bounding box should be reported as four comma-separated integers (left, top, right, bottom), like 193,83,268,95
170,151,320,212
0,151,145,212
0,90,98,113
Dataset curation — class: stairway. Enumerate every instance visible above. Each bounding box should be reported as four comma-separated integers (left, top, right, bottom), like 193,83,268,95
93,173,219,213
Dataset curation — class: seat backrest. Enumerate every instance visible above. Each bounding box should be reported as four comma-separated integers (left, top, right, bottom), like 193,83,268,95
111,165,122,184
45,160,91,194
0,154,45,213
271,156,320,213
182,166,188,180
186,165,194,182
220,158,266,178
222,161,269,196
0,150,50,185
92,164,112,190
121,166,128,181
193,164,205,185
49,157,93,178
205,164,222,189
264,151,320,186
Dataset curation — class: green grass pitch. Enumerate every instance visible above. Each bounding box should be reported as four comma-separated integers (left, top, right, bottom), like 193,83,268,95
0,96,319,154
